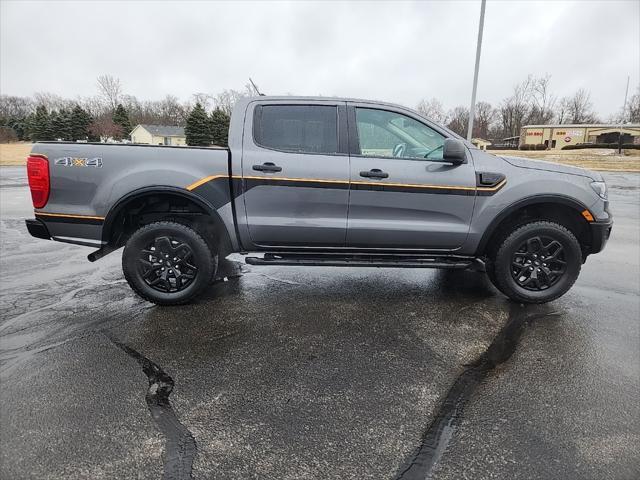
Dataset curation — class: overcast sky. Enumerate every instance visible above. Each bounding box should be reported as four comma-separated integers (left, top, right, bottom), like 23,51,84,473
1,0,638,117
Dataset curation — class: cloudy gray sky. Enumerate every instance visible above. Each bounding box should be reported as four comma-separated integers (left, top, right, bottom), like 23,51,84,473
1,0,638,117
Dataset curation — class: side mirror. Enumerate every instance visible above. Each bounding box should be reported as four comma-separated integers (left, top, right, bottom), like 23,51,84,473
442,138,466,164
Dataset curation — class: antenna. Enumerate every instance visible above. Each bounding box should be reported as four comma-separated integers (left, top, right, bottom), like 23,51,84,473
249,78,265,96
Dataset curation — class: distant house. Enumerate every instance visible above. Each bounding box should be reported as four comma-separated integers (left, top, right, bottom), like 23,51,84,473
130,124,186,146
471,138,492,150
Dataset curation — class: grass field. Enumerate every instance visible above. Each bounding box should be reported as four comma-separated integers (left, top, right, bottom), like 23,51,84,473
1,143,638,171
0,143,32,166
493,148,640,172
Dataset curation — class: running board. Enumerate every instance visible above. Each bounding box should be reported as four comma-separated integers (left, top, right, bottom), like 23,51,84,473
245,252,475,269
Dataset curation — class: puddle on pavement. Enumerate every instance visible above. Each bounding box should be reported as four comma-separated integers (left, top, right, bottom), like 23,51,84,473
395,303,561,480
107,335,197,480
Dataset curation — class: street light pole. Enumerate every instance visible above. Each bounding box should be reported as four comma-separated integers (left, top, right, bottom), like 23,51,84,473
466,0,487,142
618,75,630,154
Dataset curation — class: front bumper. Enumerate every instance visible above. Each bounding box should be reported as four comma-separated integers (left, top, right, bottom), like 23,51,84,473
25,218,51,240
589,220,612,254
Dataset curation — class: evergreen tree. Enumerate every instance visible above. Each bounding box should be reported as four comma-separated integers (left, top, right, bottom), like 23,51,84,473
112,103,132,140
30,105,53,141
70,105,92,141
210,108,230,147
185,103,211,146
50,109,73,140
7,117,28,140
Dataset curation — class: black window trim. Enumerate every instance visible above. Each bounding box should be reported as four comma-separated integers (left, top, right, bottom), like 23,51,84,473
251,102,349,157
346,103,466,163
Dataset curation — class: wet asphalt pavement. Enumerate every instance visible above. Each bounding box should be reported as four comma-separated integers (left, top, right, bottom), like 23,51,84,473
0,166,638,480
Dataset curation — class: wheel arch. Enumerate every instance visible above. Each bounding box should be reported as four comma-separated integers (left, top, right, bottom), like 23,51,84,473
477,194,593,258
102,186,233,255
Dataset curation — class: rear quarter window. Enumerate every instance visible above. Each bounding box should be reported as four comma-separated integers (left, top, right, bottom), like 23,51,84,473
253,105,338,154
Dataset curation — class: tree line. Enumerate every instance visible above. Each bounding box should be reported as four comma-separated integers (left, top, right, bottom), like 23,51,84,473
417,74,640,141
0,75,255,146
2,73,638,145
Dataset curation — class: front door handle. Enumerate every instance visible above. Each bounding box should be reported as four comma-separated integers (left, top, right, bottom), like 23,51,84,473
359,169,389,179
253,162,282,173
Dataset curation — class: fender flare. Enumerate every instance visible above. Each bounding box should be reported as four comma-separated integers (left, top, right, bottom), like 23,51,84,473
475,194,591,255
101,186,232,250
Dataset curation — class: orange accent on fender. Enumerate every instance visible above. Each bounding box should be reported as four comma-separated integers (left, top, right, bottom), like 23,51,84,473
581,209,595,222
185,175,229,191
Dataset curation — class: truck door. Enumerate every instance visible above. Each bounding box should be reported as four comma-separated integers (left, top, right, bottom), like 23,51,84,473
346,104,477,249
240,101,350,247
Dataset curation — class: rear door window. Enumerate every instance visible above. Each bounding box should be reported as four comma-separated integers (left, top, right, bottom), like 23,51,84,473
254,105,339,154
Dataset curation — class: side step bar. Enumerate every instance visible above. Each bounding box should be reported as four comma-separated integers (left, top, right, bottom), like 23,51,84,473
245,252,476,269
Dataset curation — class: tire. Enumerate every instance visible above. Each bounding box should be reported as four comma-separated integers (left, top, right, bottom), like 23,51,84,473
485,259,507,295
122,221,217,305
493,221,581,304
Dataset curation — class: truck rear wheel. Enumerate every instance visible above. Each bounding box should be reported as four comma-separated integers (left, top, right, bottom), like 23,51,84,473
492,221,581,304
122,221,217,305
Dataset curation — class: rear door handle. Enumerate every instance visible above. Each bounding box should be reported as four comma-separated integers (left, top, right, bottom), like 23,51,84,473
359,169,389,179
253,162,282,173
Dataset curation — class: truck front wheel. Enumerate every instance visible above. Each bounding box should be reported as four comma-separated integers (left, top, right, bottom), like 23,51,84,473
491,221,582,304
122,221,217,305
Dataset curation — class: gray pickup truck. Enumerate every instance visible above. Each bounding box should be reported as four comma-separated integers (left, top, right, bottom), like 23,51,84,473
25,96,612,305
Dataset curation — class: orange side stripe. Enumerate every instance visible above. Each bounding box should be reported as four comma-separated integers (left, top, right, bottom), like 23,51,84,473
186,174,507,192
35,212,105,221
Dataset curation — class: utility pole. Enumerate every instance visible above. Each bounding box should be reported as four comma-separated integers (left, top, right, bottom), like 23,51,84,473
618,75,630,154
466,0,486,142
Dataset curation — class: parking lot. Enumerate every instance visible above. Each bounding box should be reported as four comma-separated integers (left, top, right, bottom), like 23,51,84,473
1,166,638,479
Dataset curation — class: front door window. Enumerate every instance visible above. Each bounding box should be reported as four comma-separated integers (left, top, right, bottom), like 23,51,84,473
355,108,445,160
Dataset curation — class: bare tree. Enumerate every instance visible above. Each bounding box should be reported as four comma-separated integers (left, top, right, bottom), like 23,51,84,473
192,93,214,111
158,95,189,125
499,76,533,137
561,88,597,124
628,88,640,123
529,74,556,124
446,106,469,137
613,86,640,123
416,98,447,124
77,95,105,117
96,74,122,112
33,92,71,112
0,95,34,119
214,89,249,116
89,115,122,142
556,97,571,124
473,101,496,139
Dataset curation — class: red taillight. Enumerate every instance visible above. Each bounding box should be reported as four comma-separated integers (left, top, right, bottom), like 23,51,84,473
27,155,50,208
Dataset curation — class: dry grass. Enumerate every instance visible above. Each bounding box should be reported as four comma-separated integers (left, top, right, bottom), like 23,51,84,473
1,143,638,172
493,148,640,172
0,143,32,166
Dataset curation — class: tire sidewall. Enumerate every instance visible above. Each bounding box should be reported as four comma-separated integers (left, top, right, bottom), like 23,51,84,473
496,223,581,303
123,223,215,305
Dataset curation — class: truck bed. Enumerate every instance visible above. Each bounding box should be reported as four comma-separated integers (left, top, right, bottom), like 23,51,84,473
30,142,232,247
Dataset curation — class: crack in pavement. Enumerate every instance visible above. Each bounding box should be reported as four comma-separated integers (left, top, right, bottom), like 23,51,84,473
106,335,197,480
395,303,562,480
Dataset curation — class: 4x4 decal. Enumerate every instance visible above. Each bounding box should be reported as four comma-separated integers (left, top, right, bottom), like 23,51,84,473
54,157,103,168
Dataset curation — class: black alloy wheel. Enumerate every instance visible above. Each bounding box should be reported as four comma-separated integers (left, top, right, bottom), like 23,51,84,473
139,236,199,293
510,235,566,291
122,221,216,305
491,221,582,304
